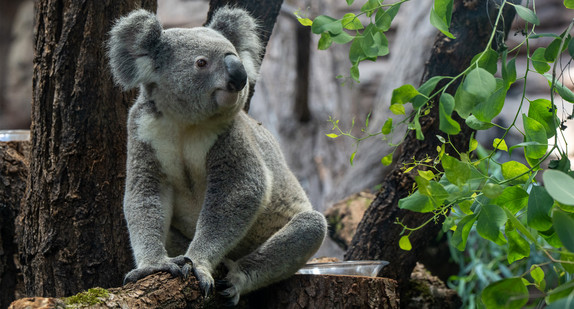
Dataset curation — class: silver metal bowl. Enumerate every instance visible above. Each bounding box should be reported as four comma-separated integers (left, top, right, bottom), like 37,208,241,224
297,260,389,277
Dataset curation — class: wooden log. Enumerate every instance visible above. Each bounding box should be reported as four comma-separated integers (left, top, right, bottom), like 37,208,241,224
9,273,399,309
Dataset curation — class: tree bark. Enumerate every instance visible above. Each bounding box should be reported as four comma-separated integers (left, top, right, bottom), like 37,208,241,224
205,0,283,111
345,0,517,288
19,0,156,297
0,140,29,308
8,272,399,309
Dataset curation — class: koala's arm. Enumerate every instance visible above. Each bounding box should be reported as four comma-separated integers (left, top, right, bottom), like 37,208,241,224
122,109,187,283
186,122,268,285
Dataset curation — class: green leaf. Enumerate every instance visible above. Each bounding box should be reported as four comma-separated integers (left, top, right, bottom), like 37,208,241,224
381,153,393,166
506,221,530,263
501,161,530,184
544,73,574,103
341,13,364,30
502,57,517,89
477,204,507,245
513,4,540,25
494,186,529,214
522,114,548,159
360,0,379,17
350,151,356,165
531,265,545,284
297,17,313,27
361,24,389,58
565,0,574,9
350,63,360,82
391,84,420,105
412,76,445,109
473,79,507,122
463,68,497,100
326,133,338,138
382,118,393,135
399,235,412,251
483,183,504,199
554,211,574,252
349,37,364,64
527,186,554,231
470,48,499,74
545,37,563,62
442,155,471,187
430,0,455,39
399,191,435,213
346,0,355,5
318,32,333,50
532,47,551,74
493,138,508,152
465,115,494,130
389,103,406,115
375,4,401,32
311,15,343,35
544,169,574,206
482,278,529,309
438,93,461,135
331,31,354,44
469,136,478,152
528,99,558,138
569,34,574,58
451,214,478,251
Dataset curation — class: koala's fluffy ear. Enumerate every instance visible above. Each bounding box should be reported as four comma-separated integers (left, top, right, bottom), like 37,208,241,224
207,7,263,82
107,9,162,89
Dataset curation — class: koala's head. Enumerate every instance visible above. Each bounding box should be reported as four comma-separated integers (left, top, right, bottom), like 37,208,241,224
107,7,262,124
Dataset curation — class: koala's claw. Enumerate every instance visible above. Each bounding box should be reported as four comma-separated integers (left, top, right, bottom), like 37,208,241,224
219,285,240,307
193,265,215,297
215,279,233,289
123,258,189,285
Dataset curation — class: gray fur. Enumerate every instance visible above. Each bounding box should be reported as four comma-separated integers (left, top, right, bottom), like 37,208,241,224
108,7,326,305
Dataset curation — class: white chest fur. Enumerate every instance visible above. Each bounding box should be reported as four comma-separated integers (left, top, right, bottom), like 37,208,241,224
135,112,222,238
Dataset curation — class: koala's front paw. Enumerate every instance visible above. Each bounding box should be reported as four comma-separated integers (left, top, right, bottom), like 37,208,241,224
123,256,192,285
192,264,215,297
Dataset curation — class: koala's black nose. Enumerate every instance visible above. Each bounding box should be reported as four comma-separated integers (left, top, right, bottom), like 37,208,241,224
224,54,247,92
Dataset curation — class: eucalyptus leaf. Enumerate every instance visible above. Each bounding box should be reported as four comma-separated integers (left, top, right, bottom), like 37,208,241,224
375,4,401,32
477,204,507,245
412,76,445,109
532,48,551,74
439,93,461,135
341,13,364,30
465,115,494,130
543,169,574,206
442,154,471,187
311,15,343,35
451,213,478,251
544,73,574,103
522,114,548,159
527,186,554,231
482,278,529,309
391,84,420,105
501,161,530,185
528,99,558,138
399,191,435,213
494,186,529,214
553,210,574,252
513,4,540,25
506,221,531,263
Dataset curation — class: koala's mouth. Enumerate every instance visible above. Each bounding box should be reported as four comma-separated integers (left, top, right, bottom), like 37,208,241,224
213,89,240,107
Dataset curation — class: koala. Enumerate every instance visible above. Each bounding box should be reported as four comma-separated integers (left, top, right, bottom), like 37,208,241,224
107,7,327,306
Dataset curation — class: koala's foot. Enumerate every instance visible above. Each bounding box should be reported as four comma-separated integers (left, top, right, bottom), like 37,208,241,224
192,263,215,298
215,259,248,306
123,256,191,285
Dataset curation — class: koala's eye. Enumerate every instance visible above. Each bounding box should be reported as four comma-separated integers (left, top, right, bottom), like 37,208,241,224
196,58,208,68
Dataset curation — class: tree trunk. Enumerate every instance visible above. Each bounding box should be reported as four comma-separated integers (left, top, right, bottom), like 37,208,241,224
19,0,156,297
0,140,29,308
345,0,517,288
205,0,283,111
8,272,399,309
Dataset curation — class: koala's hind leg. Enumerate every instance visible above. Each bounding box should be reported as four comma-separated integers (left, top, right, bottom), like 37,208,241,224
219,210,327,305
